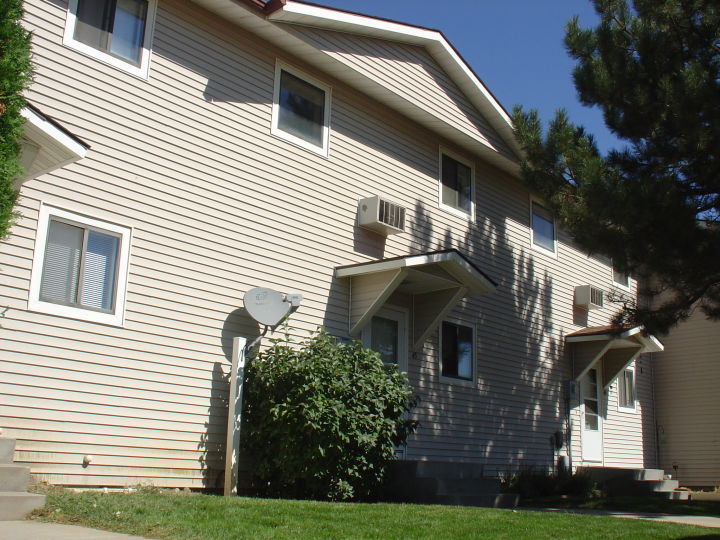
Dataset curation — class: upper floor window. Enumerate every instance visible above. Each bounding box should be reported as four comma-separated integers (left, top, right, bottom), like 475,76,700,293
64,0,157,79
439,151,474,219
271,63,331,156
618,368,636,409
612,264,631,289
28,205,132,326
440,320,474,381
531,200,556,255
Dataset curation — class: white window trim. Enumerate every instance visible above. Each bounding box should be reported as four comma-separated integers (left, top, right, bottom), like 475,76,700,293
611,263,633,292
438,148,476,221
28,204,132,327
530,196,558,258
63,0,158,80
271,61,332,157
439,318,476,386
617,367,637,411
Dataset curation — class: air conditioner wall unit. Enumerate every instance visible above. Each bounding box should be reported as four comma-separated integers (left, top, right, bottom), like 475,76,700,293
358,195,406,235
574,285,604,310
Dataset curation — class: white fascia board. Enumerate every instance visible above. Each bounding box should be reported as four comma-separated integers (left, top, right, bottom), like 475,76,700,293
270,1,522,160
335,251,495,296
565,334,613,344
21,107,88,160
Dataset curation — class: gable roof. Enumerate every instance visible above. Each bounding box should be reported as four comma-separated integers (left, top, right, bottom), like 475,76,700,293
190,0,522,174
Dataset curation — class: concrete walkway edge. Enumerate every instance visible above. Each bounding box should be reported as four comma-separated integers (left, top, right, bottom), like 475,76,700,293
523,507,720,528
1,520,152,540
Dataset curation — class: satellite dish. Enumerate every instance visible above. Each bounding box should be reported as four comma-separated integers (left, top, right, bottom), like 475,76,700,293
243,287,291,326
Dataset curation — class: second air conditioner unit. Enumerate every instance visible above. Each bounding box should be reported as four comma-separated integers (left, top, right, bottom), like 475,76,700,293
574,285,604,310
358,195,406,236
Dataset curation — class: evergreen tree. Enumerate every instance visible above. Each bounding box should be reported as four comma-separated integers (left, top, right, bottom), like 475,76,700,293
512,0,720,336
0,0,32,239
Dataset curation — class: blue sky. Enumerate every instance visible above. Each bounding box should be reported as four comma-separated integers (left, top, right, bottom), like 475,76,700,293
313,0,621,154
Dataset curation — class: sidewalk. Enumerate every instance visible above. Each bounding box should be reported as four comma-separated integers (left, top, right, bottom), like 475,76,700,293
525,507,720,528
1,520,152,540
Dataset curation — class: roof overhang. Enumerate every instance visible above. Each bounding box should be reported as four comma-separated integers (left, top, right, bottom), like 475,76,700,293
17,106,88,184
335,249,496,349
567,325,664,390
189,0,522,174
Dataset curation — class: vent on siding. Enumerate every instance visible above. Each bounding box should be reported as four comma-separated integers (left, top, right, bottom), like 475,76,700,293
574,285,604,310
358,196,406,236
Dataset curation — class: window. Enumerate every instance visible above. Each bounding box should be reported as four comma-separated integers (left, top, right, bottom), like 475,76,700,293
618,368,636,409
64,0,157,78
271,63,331,155
29,205,132,326
612,263,631,289
439,151,474,218
531,200,556,254
440,321,474,381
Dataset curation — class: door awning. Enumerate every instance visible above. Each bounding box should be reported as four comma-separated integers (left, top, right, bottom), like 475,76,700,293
17,105,89,184
335,249,496,349
566,325,663,390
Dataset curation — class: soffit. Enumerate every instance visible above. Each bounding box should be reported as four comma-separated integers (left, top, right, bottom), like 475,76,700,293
335,249,496,348
567,325,664,389
17,106,89,184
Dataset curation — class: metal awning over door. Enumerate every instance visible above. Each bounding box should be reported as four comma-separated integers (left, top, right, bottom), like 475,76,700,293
567,325,664,390
334,249,496,349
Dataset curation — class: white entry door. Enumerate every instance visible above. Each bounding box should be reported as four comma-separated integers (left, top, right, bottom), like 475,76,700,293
362,306,409,458
581,367,603,463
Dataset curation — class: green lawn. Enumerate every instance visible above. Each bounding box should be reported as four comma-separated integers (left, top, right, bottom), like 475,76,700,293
522,495,720,517
31,488,717,540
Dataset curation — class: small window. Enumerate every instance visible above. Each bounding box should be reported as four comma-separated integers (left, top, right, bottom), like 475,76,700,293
29,205,132,326
271,63,331,155
612,264,630,289
618,368,636,409
439,152,474,218
63,0,157,78
441,321,474,381
531,200,556,254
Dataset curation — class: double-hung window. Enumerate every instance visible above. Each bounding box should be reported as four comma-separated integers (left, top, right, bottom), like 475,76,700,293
618,368,636,409
612,263,631,289
29,205,132,326
271,63,331,155
440,321,474,381
531,200,556,255
64,0,157,78
440,151,474,219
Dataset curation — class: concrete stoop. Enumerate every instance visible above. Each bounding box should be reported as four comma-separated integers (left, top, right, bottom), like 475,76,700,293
385,460,519,508
578,466,690,501
0,437,46,520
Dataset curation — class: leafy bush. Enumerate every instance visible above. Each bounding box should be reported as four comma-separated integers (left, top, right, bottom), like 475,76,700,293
0,0,32,239
502,468,594,499
242,329,417,501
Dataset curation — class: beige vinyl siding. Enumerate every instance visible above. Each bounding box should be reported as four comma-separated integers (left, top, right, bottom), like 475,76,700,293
0,0,649,488
282,25,514,161
654,311,720,487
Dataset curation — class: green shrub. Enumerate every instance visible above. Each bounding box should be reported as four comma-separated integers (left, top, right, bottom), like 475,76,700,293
242,329,417,501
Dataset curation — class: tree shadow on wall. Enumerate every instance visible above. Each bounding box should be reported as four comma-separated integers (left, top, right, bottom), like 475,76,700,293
197,308,262,491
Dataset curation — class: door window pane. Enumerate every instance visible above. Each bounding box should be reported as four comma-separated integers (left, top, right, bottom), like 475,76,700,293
370,316,399,365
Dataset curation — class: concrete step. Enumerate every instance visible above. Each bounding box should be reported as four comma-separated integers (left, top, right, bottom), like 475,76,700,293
0,465,31,492
648,479,680,492
0,438,16,464
0,492,46,520
634,469,664,482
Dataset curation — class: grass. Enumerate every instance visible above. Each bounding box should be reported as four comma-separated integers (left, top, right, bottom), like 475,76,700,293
30,487,719,540
521,495,720,517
